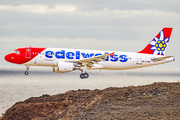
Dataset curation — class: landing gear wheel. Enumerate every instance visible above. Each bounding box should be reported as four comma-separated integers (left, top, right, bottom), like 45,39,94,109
80,73,89,79
83,73,89,78
25,71,29,75
80,73,84,79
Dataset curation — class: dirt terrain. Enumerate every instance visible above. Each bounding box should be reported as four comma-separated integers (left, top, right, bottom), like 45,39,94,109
1,82,180,120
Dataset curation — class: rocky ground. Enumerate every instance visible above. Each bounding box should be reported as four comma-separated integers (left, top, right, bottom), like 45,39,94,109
1,82,180,120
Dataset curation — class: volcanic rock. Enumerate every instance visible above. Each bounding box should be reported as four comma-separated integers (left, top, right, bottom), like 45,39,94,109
2,82,180,120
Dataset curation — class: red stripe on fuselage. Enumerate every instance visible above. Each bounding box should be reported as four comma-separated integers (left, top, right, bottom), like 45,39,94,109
4,47,46,64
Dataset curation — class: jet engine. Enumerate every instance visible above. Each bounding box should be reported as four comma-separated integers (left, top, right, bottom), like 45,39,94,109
53,61,75,73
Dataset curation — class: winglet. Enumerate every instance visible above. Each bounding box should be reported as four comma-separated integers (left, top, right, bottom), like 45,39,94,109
109,52,115,57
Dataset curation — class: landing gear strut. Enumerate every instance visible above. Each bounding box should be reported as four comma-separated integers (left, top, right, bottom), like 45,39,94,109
25,65,29,75
80,66,89,79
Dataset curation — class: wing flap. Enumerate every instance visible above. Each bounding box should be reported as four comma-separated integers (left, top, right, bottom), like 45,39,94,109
75,54,109,64
74,52,114,69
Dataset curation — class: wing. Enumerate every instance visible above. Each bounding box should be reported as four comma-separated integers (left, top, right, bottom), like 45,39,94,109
151,56,174,62
74,52,114,69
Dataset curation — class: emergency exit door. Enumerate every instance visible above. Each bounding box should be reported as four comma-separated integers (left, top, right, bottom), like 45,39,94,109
137,55,142,64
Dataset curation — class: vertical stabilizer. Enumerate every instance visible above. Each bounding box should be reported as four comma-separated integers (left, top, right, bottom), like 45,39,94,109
138,28,173,56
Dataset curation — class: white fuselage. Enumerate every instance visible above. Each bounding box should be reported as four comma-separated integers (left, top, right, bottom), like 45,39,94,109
25,48,174,70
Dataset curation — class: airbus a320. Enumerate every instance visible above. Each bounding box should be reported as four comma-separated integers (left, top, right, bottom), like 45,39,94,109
4,28,175,79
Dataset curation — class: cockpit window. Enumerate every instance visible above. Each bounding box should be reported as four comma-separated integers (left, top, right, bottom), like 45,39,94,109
13,51,20,54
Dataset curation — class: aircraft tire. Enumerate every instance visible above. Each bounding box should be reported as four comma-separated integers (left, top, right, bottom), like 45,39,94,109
25,71,29,75
84,73,89,78
80,73,84,79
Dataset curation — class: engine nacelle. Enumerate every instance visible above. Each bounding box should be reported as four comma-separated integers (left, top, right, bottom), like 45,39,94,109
53,62,75,73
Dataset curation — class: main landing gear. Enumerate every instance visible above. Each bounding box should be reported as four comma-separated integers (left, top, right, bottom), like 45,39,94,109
25,65,29,75
80,73,89,79
79,66,89,79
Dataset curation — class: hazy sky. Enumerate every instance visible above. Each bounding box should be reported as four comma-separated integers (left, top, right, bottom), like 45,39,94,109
0,0,179,69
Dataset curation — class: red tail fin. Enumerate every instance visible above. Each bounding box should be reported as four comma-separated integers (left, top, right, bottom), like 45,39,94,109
138,28,173,56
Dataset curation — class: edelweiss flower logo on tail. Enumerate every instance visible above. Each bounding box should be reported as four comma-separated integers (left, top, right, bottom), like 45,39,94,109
149,31,169,56
138,28,172,55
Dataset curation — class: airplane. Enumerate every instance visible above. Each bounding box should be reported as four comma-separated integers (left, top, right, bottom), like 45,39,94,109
4,27,175,79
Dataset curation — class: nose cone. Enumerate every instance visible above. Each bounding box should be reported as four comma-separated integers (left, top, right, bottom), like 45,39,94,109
4,54,14,63
5,54,10,62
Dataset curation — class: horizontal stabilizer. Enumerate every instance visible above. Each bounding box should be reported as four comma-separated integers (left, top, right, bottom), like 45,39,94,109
151,56,174,62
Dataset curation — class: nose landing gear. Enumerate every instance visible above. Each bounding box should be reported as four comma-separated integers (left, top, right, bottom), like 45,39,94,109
25,65,29,75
